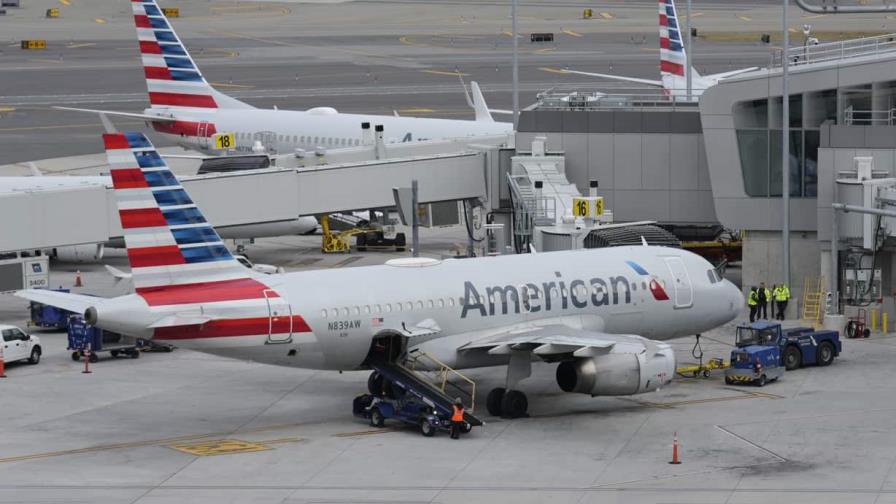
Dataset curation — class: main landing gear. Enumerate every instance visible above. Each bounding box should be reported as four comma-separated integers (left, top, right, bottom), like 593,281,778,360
485,348,531,419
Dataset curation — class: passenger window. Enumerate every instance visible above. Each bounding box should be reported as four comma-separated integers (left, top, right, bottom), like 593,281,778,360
375,304,381,313
330,308,338,318
321,309,327,318
427,300,434,308
438,299,445,308
631,282,637,291
385,304,392,313
642,281,648,290
416,301,424,310
406,302,413,311
353,306,360,315
448,298,455,307
364,305,371,314
341,307,349,317
395,303,402,312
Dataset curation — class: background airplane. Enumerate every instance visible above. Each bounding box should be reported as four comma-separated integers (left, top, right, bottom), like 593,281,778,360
18,132,743,419
59,0,511,155
559,0,758,99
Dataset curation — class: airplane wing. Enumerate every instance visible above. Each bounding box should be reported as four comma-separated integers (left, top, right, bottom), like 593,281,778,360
560,69,663,87
53,106,176,122
705,67,759,81
459,324,656,359
15,289,102,315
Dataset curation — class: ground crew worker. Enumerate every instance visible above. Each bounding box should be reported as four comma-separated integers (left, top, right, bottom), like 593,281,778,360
758,282,770,320
774,283,790,320
450,397,465,440
748,286,758,322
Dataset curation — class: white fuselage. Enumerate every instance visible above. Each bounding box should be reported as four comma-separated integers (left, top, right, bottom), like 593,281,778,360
102,246,742,371
146,107,514,154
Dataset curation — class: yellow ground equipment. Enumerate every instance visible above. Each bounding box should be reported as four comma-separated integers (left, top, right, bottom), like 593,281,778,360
162,7,179,18
676,357,729,378
583,8,592,19
21,40,47,49
801,276,825,327
320,214,366,254
45,8,58,18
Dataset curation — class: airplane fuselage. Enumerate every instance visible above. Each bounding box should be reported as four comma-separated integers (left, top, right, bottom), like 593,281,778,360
145,107,514,154
101,246,742,371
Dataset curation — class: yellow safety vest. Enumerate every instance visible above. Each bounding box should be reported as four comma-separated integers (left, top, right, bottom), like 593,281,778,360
762,288,771,302
748,291,758,306
775,286,790,301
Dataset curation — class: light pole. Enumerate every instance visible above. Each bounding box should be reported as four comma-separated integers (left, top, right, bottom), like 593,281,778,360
685,0,692,101
782,0,791,288
512,0,519,129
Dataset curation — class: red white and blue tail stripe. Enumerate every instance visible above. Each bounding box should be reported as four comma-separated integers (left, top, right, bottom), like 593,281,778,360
659,0,686,78
132,0,252,110
104,132,251,291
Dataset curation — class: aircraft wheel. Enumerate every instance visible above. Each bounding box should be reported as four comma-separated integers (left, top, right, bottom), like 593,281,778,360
71,351,81,361
725,376,733,385
486,387,505,417
500,390,528,419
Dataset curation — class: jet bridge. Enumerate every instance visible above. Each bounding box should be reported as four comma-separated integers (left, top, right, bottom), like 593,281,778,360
0,149,492,253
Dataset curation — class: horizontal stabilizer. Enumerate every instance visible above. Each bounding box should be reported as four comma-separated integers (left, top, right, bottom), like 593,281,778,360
15,289,101,315
149,313,214,328
104,265,132,281
54,106,175,122
561,69,663,87
706,67,759,81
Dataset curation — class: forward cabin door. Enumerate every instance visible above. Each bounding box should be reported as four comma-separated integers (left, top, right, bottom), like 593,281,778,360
664,257,694,309
264,289,293,344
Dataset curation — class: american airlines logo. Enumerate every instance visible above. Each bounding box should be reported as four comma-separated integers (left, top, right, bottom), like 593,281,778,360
461,265,669,319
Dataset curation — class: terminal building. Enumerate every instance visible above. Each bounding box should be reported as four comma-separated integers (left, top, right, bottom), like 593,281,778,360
519,34,896,319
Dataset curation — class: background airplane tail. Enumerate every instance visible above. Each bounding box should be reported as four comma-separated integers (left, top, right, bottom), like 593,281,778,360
658,0,691,80
132,0,253,110
103,132,252,291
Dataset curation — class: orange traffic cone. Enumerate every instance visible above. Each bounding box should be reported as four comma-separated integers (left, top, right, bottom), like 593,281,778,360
0,346,6,378
669,432,681,464
74,270,83,288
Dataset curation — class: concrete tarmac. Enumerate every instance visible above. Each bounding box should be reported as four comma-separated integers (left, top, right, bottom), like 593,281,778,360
1,0,889,163
1,233,896,503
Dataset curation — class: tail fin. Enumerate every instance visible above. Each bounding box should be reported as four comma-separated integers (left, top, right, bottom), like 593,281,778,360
658,0,690,79
103,132,252,291
470,82,495,123
132,0,253,110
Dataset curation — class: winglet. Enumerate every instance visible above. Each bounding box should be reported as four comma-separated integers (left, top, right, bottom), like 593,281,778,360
470,81,495,122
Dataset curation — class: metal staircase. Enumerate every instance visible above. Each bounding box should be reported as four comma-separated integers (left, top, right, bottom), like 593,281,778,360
801,276,825,327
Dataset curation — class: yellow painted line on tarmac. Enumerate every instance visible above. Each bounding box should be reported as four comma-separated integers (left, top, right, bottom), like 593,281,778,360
802,13,826,19
66,42,96,49
332,428,401,438
736,14,752,21
169,439,271,457
641,47,661,52
420,69,469,77
562,28,584,38
400,107,436,113
59,0,70,5
539,66,569,75
95,18,107,24
599,11,614,19
209,82,254,89
0,107,15,113
27,58,62,64
501,30,523,38
535,47,556,54
683,12,704,18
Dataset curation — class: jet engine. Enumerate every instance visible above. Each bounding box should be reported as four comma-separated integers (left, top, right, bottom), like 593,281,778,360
556,347,676,396
52,243,104,263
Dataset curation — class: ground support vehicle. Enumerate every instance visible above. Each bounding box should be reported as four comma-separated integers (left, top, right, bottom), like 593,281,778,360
1,325,41,365
725,345,783,386
68,316,139,362
736,321,841,371
28,290,73,329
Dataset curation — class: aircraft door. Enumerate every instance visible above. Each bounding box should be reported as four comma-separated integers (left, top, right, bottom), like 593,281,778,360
663,257,694,309
264,289,293,344
197,121,211,150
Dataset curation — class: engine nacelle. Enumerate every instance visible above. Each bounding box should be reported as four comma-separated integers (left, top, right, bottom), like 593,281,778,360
52,243,104,263
556,347,676,396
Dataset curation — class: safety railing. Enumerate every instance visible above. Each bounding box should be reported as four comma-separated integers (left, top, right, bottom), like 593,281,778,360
535,90,699,111
508,173,557,229
772,32,896,68
843,105,896,125
406,348,477,413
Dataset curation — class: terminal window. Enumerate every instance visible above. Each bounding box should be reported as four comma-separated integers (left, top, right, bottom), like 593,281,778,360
734,95,819,198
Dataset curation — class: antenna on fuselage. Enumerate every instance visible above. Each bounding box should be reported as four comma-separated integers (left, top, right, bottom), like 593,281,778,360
641,236,649,247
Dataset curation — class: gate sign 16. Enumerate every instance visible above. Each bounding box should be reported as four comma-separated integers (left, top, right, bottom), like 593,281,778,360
572,197,604,218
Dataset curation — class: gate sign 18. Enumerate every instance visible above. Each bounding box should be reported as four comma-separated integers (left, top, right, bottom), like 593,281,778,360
214,133,235,150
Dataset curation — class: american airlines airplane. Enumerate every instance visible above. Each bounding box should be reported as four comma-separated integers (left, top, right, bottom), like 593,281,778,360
59,0,512,155
18,133,743,419
560,0,757,99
